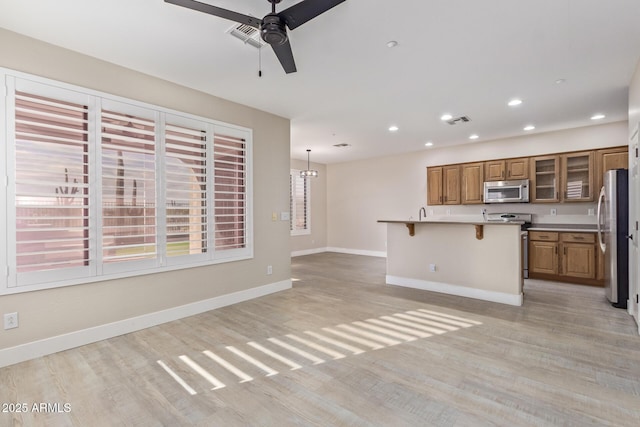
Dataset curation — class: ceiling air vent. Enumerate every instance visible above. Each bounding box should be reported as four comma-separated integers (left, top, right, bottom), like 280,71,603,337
446,116,471,125
333,143,351,148
227,23,265,49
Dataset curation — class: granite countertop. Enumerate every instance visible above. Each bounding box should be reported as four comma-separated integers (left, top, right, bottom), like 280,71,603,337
528,223,598,232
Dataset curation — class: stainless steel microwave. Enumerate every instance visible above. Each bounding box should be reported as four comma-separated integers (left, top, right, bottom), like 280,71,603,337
483,179,530,203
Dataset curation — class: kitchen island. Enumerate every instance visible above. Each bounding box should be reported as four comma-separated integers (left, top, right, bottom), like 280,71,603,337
379,219,524,306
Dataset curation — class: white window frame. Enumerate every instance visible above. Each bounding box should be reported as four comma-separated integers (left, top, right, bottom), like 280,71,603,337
1,68,253,295
290,170,311,236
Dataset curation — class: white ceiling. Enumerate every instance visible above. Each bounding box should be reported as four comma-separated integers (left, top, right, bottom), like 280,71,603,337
1,0,640,164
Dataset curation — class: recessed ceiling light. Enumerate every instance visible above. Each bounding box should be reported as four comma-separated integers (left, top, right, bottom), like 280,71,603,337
425,142,433,147
388,125,399,132
469,134,479,140
591,114,605,120
440,114,453,121
508,99,522,107
523,125,535,131
386,40,398,48
555,78,566,84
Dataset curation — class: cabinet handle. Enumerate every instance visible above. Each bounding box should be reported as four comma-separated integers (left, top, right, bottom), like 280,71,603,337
564,247,567,255
556,191,559,200
555,246,558,254
573,236,584,240
444,196,447,202
502,171,505,178
508,170,511,177
439,196,442,202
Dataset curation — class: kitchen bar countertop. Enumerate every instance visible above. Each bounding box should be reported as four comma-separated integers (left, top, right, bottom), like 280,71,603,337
378,219,525,225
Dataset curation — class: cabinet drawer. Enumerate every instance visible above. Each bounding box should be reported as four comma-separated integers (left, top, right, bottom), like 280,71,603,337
529,231,559,241
561,232,595,243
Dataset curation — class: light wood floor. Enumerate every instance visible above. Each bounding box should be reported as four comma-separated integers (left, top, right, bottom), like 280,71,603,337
2,252,640,426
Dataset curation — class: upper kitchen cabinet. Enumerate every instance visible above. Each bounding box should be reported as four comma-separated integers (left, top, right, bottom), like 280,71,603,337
427,165,461,205
506,158,529,179
427,167,443,205
443,165,461,205
596,146,628,192
484,160,506,181
530,155,560,203
484,158,529,181
561,151,594,202
461,162,484,204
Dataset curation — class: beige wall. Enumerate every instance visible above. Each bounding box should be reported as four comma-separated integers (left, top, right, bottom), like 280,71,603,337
0,30,291,350
290,159,327,254
327,121,628,253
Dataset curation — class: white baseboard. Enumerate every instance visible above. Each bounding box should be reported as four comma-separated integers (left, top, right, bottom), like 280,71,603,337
386,275,523,306
326,247,387,258
292,247,387,258
0,280,292,368
291,247,328,257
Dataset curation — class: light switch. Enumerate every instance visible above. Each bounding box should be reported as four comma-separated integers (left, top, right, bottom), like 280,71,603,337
272,212,277,221
280,212,290,221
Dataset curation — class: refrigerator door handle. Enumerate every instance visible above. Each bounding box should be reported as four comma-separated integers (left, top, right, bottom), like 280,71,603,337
597,185,606,253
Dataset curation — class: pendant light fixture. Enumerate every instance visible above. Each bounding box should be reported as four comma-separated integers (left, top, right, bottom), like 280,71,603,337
300,149,318,178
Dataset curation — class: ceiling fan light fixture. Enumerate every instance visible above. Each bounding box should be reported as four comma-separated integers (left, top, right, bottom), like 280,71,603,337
260,14,288,45
300,149,318,178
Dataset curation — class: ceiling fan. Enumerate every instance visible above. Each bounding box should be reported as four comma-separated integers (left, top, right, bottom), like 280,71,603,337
165,0,347,74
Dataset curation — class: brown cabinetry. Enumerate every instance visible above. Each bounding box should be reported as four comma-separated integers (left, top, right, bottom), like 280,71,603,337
484,158,529,181
426,146,626,206
506,158,529,179
561,151,594,202
461,162,484,204
485,160,506,181
529,231,601,285
427,165,460,205
596,147,628,193
427,167,443,205
530,156,560,202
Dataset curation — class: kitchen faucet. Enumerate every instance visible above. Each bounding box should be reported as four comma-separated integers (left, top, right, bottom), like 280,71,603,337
419,207,427,221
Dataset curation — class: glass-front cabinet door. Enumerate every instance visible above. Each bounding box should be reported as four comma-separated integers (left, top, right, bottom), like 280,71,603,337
562,151,594,202
531,155,560,202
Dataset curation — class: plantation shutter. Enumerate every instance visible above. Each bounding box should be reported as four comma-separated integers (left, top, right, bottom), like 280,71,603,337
100,106,157,264
213,133,246,251
165,121,208,258
13,90,91,276
290,172,309,234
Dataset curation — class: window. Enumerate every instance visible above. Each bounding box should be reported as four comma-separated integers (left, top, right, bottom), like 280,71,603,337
290,171,310,235
2,71,252,293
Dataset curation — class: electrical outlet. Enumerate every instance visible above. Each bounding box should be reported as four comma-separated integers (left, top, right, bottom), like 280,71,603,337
267,265,273,275
550,208,557,216
429,264,437,272
429,209,434,216
4,312,18,330
446,209,451,215
280,212,290,221
588,208,595,216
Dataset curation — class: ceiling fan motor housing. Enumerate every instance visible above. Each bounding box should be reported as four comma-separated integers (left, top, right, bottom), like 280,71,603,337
260,14,288,45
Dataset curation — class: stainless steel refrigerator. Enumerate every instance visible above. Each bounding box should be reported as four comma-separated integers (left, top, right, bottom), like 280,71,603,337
597,169,629,309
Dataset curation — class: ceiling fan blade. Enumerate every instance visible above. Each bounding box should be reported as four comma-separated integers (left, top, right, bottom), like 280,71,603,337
278,0,347,30
271,39,297,74
165,0,261,29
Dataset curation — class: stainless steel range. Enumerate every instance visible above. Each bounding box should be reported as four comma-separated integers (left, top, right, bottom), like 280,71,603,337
486,213,532,278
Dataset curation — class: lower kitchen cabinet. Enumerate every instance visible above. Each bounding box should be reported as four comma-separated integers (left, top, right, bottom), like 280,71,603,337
530,240,558,275
529,231,602,285
562,242,596,279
